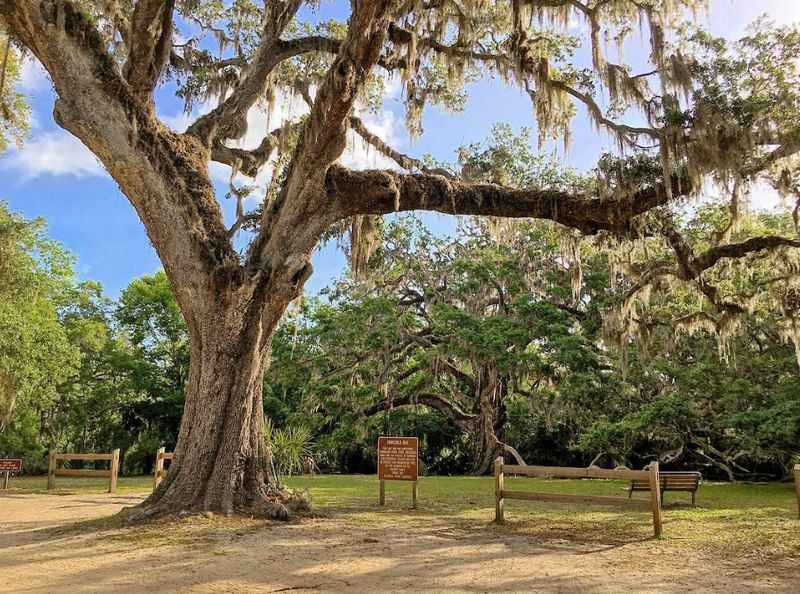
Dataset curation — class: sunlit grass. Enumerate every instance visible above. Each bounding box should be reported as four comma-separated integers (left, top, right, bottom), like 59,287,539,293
7,473,799,561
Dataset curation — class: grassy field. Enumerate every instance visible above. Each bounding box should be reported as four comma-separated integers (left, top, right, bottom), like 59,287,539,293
6,472,799,562
9,471,796,510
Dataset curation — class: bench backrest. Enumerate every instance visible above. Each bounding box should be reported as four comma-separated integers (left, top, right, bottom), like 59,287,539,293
631,471,701,490
660,471,701,488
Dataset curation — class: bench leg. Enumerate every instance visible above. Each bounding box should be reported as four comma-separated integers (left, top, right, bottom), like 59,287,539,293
691,491,696,506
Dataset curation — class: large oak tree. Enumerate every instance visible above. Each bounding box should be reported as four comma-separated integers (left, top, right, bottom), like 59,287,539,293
3,0,800,517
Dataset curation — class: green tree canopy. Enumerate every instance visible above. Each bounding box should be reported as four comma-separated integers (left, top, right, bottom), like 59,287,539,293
0,202,78,437
0,31,30,152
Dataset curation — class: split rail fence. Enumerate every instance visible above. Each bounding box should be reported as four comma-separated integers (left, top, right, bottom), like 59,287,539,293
153,447,174,489
47,450,120,493
494,458,663,537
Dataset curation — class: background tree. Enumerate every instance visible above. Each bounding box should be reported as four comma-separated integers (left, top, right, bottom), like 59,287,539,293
4,0,800,517
0,28,29,152
274,206,799,479
0,201,78,444
0,210,191,475
581,202,800,480
114,271,189,462
271,126,800,480
298,213,607,474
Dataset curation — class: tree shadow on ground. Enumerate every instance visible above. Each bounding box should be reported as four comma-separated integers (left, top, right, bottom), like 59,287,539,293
2,488,797,593
2,507,792,594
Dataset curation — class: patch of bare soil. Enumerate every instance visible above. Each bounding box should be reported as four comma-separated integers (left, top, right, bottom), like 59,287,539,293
0,491,794,593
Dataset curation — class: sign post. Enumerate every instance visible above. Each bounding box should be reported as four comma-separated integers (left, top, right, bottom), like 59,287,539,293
0,458,23,489
377,436,419,508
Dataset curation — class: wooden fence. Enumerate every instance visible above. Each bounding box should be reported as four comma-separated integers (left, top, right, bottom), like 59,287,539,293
153,447,174,489
48,450,120,493
794,464,800,519
494,458,663,537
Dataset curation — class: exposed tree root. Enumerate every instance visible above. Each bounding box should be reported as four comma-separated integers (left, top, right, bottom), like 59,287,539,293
126,487,312,524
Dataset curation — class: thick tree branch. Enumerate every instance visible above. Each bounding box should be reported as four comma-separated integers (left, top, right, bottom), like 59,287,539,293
186,0,303,145
662,220,800,282
249,1,399,271
210,121,301,177
359,391,476,429
1,1,235,323
652,219,800,319
124,0,175,100
546,78,661,143
743,135,800,179
439,359,476,392
326,165,689,236
349,115,452,176
692,236,800,275
387,23,504,64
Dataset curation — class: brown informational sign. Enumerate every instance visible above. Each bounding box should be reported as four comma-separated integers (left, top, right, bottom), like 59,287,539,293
378,437,418,482
1,458,22,489
0,459,22,472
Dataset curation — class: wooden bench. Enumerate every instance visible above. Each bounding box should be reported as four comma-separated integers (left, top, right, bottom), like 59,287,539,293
629,471,701,505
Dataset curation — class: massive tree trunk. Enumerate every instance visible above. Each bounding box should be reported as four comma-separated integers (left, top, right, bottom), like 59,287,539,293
141,282,286,517
0,1,334,517
130,246,316,517
472,367,508,475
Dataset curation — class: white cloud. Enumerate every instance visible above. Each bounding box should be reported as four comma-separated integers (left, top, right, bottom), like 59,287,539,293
381,72,403,100
160,110,194,133
339,108,404,171
772,2,800,26
749,180,784,212
18,57,50,92
1,131,105,180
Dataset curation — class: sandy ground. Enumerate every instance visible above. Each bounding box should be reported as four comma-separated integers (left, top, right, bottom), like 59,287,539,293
0,490,796,593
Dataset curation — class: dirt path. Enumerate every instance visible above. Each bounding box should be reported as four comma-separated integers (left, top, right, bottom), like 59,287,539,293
0,491,794,593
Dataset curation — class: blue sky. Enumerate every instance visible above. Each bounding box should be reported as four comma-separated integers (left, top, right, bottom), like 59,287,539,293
1,1,798,298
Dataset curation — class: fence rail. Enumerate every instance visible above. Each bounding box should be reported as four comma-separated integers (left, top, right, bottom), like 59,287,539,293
48,449,119,493
153,447,175,489
494,458,663,537
502,464,650,481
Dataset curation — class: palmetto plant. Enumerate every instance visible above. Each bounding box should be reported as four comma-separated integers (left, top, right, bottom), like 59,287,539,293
264,419,314,477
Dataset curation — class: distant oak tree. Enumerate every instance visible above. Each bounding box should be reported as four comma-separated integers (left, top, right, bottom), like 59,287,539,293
2,0,800,517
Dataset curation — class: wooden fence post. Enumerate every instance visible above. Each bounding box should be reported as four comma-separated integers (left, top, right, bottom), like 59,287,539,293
794,464,800,519
109,449,120,493
649,461,663,537
47,450,56,490
494,456,505,524
153,447,165,490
